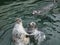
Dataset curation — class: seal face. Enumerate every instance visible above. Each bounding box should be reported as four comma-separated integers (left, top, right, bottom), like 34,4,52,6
28,22,37,30
15,18,22,24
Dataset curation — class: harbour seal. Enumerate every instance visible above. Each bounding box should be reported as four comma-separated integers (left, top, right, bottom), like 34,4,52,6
27,22,46,45
12,18,30,45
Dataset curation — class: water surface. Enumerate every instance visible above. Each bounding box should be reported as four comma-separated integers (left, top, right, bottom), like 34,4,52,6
0,0,60,45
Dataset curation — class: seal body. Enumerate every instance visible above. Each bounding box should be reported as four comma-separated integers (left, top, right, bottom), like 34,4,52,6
27,22,46,45
12,18,30,45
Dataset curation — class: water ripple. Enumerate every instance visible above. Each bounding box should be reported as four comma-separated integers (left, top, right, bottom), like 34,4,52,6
0,1,60,45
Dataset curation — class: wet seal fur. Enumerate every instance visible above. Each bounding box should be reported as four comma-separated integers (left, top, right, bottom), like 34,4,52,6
12,18,30,45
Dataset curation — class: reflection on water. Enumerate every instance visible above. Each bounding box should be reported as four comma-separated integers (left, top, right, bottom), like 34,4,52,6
0,0,60,45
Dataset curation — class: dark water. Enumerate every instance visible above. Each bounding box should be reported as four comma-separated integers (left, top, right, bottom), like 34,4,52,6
0,0,60,45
